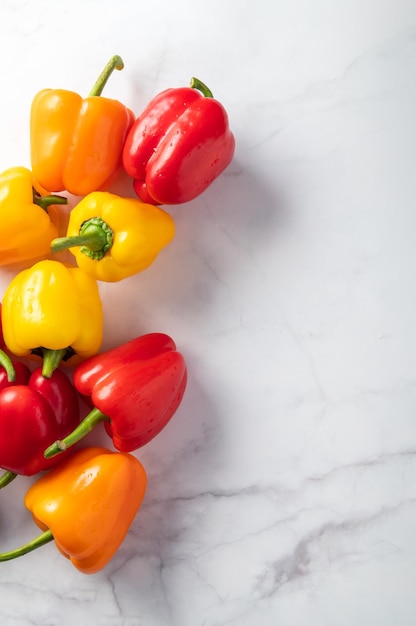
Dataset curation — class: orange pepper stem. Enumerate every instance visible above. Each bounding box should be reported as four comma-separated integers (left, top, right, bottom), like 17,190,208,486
51,217,113,261
32,189,68,211
0,471,17,490
0,529,54,561
0,349,16,383
89,54,124,97
44,407,109,459
190,77,214,98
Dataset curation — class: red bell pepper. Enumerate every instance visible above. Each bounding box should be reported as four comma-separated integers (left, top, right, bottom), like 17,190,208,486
122,78,235,205
44,333,187,457
0,352,80,488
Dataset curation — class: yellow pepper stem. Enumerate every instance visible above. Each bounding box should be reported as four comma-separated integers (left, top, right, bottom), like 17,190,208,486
0,529,54,562
51,217,113,261
89,55,124,97
44,407,109,459
0,349,16,383
41,348,69,378
32,189,68,211
0,471,17,490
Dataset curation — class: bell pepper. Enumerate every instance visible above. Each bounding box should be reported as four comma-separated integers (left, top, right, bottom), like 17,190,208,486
50,191,175,282
0,350,80,489
30,55,134,197
0,166,68,267
1,259,103,376
44,333,187,458
0,447,147,574
122,77,235,205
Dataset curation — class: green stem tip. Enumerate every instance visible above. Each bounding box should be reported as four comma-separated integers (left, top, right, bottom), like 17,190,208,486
89,54,124,97
0,349,16,383
33,189,68,211
44,407,109,458
51,217,113,261
0,529,54,562
190,77,213,98
0,471,17,490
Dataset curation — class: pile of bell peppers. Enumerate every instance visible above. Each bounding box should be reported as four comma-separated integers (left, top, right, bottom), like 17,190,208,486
0,55,235,573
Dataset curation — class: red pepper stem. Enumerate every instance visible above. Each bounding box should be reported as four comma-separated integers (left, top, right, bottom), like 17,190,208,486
51,217,113,261
89,54,124,97
0,529,54,562
0,470,17,490
190,77,214,98
41,348,68,378
44,407,109,459
0,349,16,383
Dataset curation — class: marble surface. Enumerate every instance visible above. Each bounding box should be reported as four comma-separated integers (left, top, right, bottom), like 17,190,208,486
0,0,416,624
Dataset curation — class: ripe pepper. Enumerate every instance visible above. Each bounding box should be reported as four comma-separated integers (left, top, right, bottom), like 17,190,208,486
0,447,147,574
50,191,175,282
0,350,80,489
0,166,67,267
122,77,235,205
44,333,187,458
0,349,31,391
1,259,103,376
30,55,134,197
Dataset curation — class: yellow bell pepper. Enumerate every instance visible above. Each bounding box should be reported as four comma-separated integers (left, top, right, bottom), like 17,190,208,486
0,166,67,267
1,259,103,376
51,191,175,282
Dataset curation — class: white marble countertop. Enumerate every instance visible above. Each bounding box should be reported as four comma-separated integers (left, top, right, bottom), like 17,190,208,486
1,0,416,624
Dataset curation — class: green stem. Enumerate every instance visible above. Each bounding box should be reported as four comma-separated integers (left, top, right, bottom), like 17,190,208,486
44,407,109,458
0,471,17,490
33,192,68,211
51,217,113,261
41,348,68,378
190,77,213,98
89,55,124,97
0,529,54,562
0,349,16,383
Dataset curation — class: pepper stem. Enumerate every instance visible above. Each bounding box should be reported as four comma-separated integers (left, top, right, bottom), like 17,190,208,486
0,529,54,562
44,407,109,459
41,348,68,378
51,217,113,261
190,77,214,98
0,349,16,383
89,55,124,97
33,189,68,211
0,471,17,490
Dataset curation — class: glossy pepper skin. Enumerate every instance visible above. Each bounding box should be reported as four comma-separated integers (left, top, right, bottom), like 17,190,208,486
0,348,31,391
1,259,103,375
51,191,175,282
0,166,67,267
122,78,235,205
0,364,80,477
45,333,187,457
8,447,146,574
30,56,134,197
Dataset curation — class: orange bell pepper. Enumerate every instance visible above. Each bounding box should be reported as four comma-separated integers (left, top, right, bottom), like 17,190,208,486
0,447,147,574
30,55,134,197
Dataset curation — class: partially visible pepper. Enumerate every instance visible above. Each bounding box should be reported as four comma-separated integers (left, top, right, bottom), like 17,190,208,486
0,447,147,574
45,333,187,457
51,191,175,282
0,166,67,267
122,77,235,204
30,55,134,196
0,352,80,488
1,260,103,376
